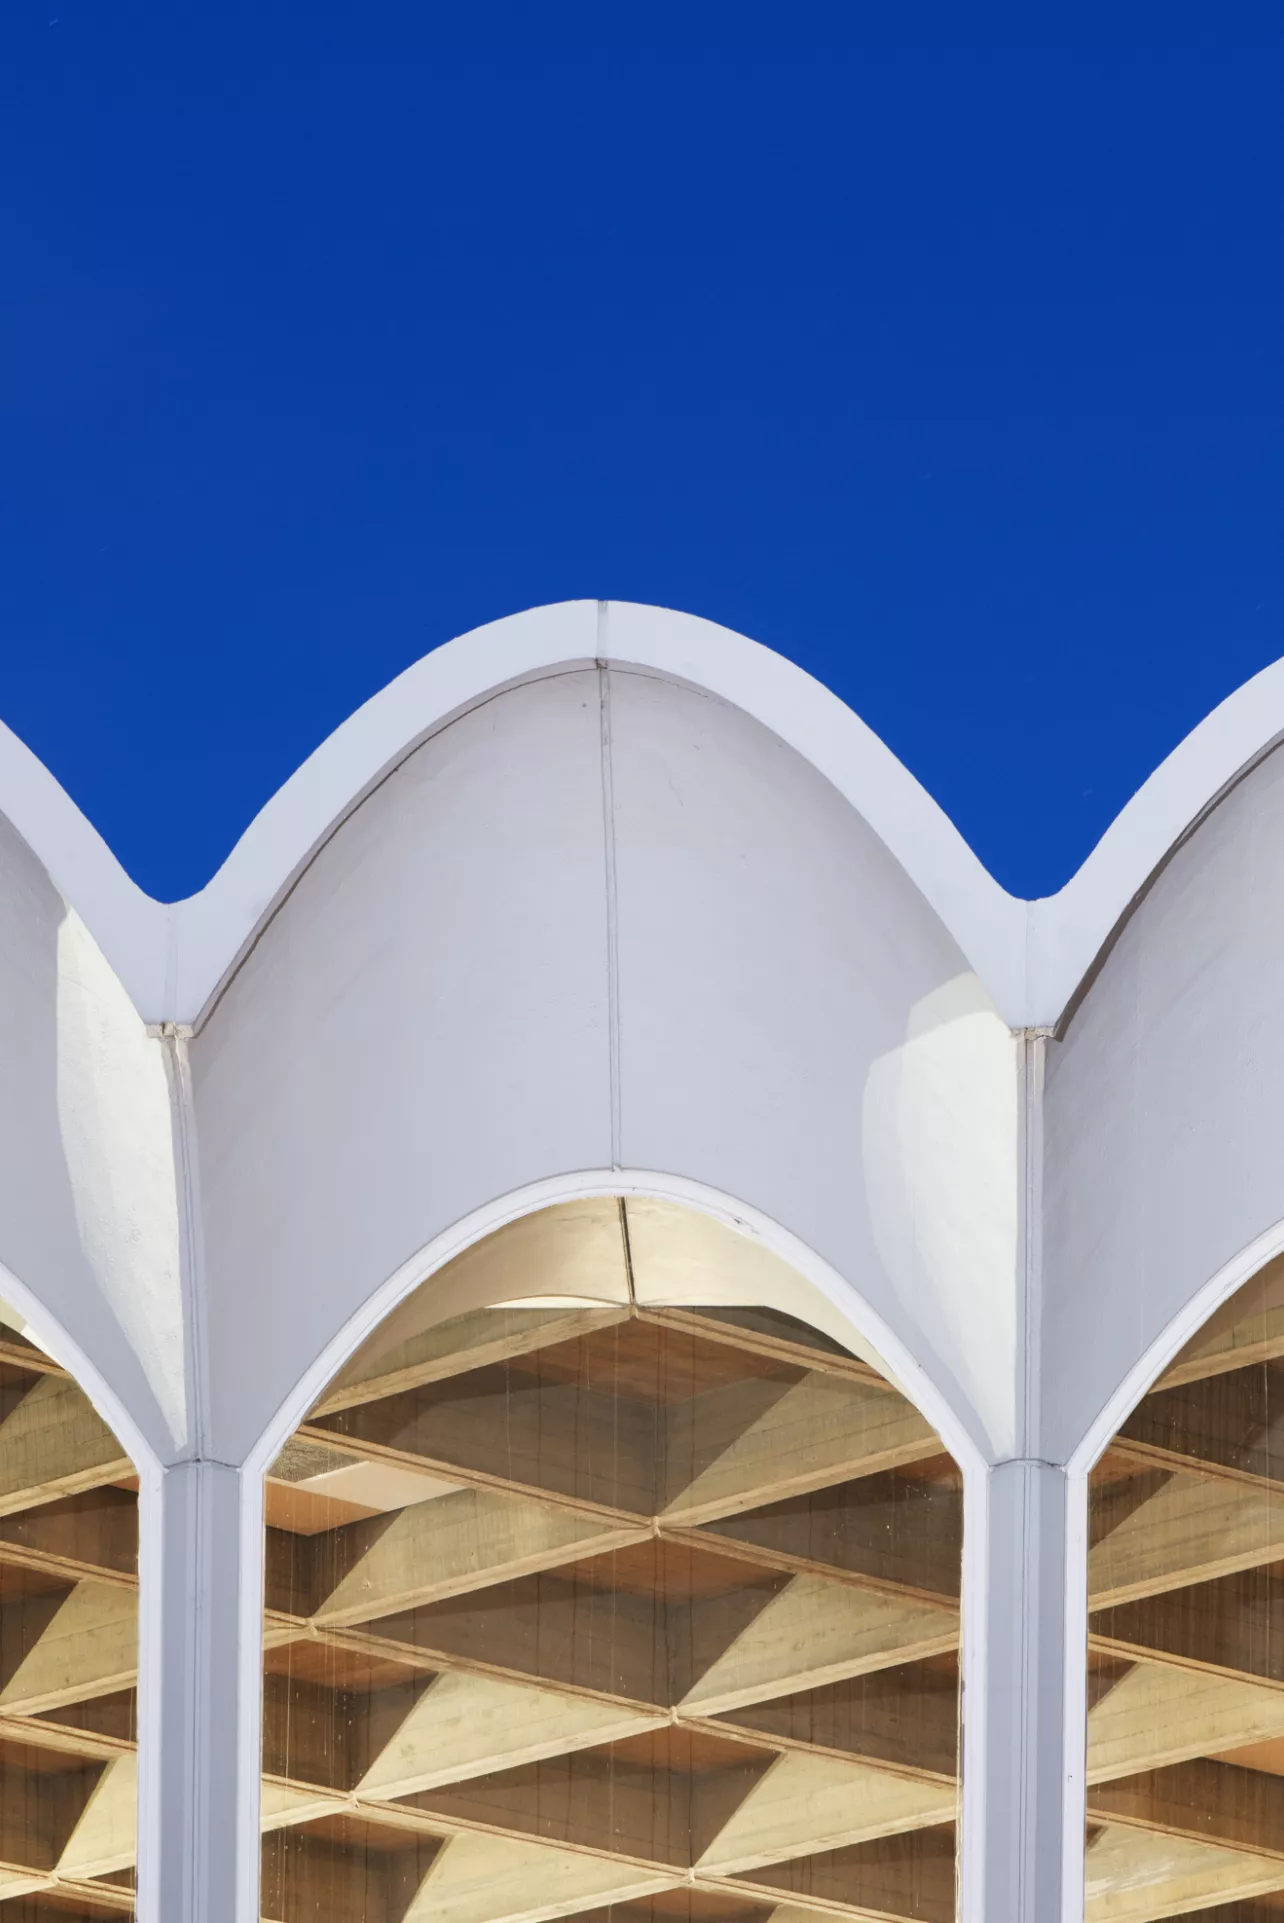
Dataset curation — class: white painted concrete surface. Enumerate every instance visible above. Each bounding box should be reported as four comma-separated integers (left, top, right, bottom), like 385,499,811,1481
0,598,1279,1920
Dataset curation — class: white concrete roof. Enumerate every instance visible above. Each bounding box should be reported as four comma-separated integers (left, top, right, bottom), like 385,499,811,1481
1,599,1279,1031
3,600,1282,1923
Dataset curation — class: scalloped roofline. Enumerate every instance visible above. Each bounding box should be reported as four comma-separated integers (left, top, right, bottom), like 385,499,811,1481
3,599,1281,1031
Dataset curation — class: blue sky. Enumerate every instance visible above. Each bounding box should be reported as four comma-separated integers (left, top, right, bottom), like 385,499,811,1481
2,12,1282,901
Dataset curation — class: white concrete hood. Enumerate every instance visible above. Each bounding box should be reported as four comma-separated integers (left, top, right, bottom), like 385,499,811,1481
0,598,1278,1468
0,598,1282,1922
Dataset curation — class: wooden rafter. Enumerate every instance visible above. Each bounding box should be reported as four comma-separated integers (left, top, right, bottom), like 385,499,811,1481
1083,1249,1284,1922
0,1347,139,1922
255,1235,967,1923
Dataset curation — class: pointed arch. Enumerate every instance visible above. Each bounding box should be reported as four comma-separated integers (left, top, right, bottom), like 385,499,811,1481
242,1171,989,1923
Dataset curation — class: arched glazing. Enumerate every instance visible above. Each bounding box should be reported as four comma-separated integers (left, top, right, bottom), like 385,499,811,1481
0,1301,139,1919
259,1199,963,1923
1085,1255,1284,1921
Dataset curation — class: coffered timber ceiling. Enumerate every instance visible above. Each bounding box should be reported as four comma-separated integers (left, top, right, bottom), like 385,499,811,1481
260,1199,962,1923
0,1321,139,1922
1084,1248,1284,1923
1,1207,1284,1919
256,1203,1284,1923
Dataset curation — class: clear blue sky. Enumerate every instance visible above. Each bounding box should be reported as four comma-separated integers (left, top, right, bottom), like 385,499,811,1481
2,12,1282,902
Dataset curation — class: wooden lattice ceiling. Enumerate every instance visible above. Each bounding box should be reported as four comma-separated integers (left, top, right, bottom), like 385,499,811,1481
1086,1251,1284,1923
259,1201,963,1923
3,1205,1284,1920
0,1327,138,1921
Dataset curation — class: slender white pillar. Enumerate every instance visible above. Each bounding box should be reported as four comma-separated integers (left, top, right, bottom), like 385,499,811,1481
976,1458,1071,1921
146,1459,248,1923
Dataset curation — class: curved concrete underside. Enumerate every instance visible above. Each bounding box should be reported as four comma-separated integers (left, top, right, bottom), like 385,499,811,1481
1,600,1283,1923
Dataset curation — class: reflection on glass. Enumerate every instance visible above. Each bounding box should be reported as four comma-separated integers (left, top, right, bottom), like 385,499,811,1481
0,1306,138,1919
261,1199,962,1923
1087,1254,1284,1922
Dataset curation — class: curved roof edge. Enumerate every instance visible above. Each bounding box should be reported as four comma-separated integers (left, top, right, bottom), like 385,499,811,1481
0,714,169,1013
170,599,1029,1026
1027,656,1284,1023
0,599,1281,1031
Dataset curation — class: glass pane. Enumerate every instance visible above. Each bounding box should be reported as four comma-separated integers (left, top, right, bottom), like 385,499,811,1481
0,1306,138,1921
1086,1253,1284,1922
261,1199,963,1923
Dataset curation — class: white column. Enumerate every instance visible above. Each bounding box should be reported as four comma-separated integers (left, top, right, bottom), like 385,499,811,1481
140,1459,250,1923
970,1457,1071,1922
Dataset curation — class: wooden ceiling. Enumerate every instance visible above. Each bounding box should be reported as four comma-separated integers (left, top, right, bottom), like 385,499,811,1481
2,1201,1283,1922
1087,1251,1284,1922
0,1331,138,1922
259,1199,963,1923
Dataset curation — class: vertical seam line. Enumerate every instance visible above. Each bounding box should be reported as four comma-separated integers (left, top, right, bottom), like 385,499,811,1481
191,1462,209,1922
1018,1461,1034,1919
166,1031,209,1458
597,604,623,1170
1022,1033,1043,1459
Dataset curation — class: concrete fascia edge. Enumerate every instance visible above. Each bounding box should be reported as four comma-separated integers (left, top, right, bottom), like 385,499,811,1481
1,597,1282,1030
